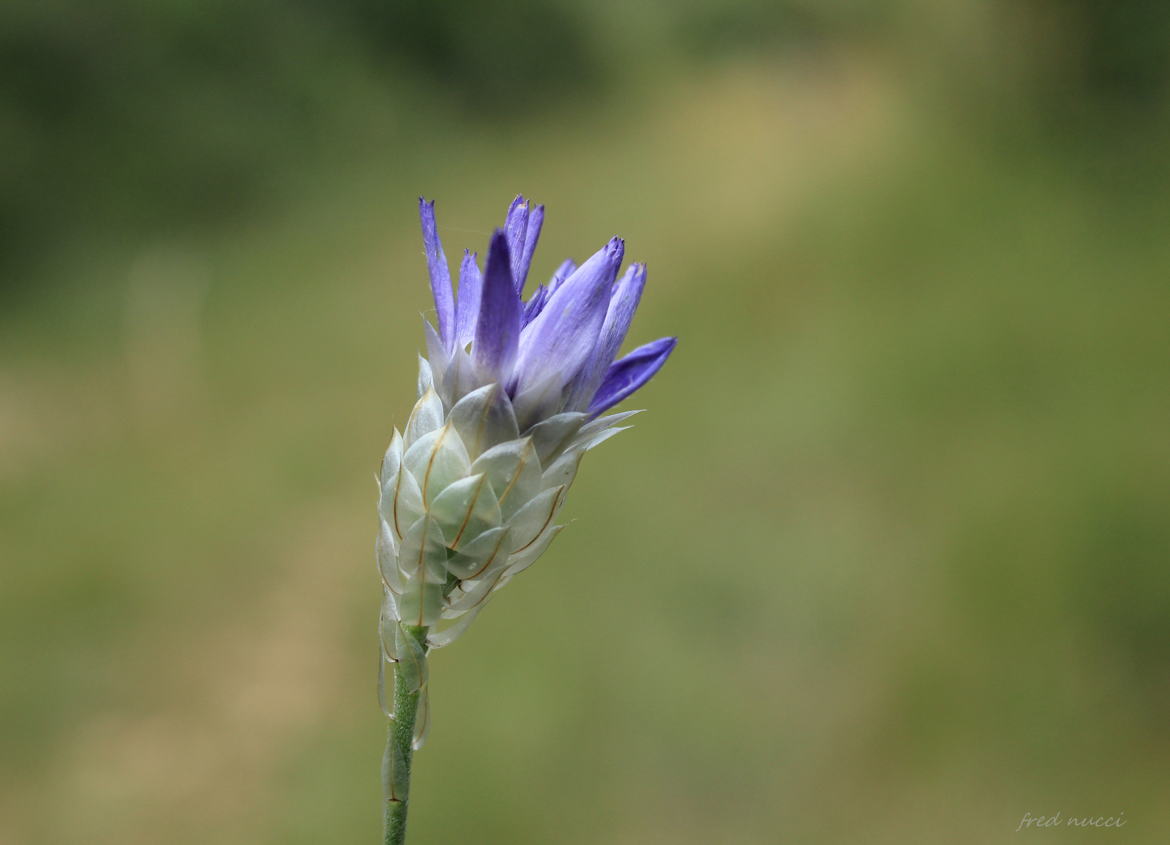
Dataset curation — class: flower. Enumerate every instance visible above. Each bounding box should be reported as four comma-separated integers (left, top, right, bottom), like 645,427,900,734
417,195,676,428
376,195,675,747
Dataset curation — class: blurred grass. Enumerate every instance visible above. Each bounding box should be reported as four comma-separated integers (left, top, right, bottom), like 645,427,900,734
2,10,1170,844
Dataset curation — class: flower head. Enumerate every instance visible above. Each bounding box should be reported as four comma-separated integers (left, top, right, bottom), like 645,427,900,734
417,196,676,429
376,196,675,842
377,196,675,749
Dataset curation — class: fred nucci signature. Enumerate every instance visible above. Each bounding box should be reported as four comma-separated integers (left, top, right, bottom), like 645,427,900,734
1016,811,1127,832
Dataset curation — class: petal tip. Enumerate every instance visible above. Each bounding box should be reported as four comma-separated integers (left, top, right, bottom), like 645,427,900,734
606,237,626,264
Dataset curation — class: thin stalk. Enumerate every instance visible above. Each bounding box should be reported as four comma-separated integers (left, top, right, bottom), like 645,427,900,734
383,624,428,845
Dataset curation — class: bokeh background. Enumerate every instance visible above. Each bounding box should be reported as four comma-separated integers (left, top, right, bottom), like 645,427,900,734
3,2,1168,843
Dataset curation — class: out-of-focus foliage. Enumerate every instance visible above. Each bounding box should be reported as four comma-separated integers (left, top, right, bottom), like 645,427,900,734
669,0,887,57
4,0,1169,286
0,0,597,282
1045,0,1170,111
306,0,598,110
1,2,1168,843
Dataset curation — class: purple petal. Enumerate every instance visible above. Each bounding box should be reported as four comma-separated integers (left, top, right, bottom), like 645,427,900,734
525,259,576,327
454,250,481,348
522,284,549,327
565,263,646,409
419,198,455,349
515,204,544,292
588,336,677,416
548,259,576,295
503,196,530,295
513,237,624,395
473,231,521,381
595,263,646,370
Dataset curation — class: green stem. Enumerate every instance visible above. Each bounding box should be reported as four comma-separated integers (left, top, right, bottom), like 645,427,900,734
383,624,428,845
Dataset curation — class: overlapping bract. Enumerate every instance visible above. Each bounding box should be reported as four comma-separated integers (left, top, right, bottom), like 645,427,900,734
377,196,674,748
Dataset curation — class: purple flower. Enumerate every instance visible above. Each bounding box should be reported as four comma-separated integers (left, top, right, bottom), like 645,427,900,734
417,195,676,428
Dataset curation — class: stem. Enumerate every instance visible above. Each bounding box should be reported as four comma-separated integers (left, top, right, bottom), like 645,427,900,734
383,624,428,845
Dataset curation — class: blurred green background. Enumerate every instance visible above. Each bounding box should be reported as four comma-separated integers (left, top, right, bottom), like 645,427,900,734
2,1,1169,843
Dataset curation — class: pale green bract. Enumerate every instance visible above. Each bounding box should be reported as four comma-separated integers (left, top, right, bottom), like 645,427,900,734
376,355,638,750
